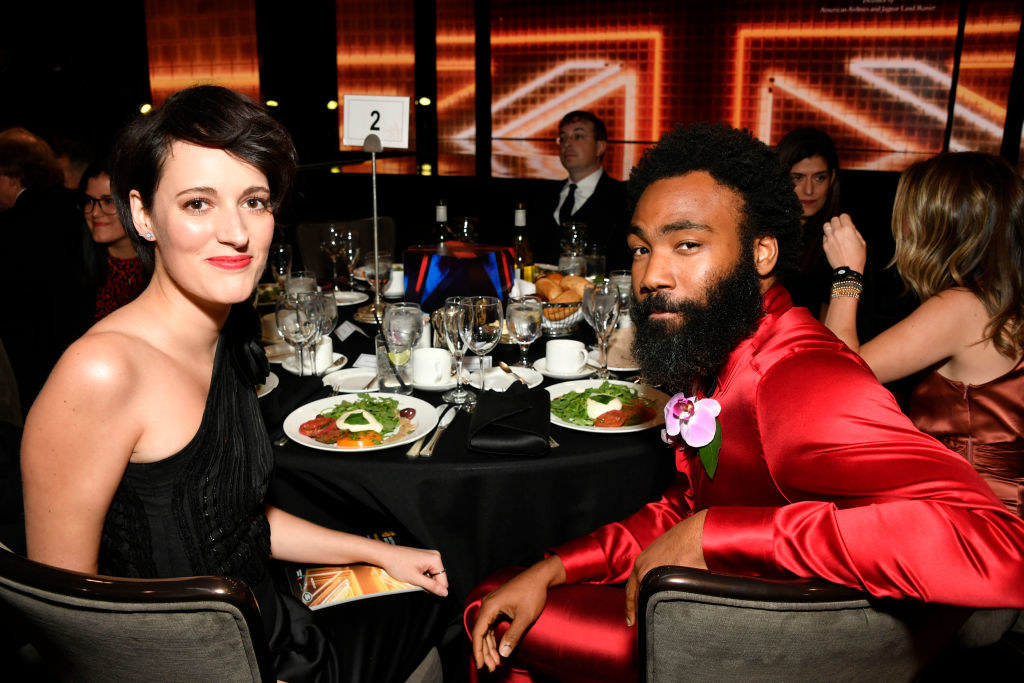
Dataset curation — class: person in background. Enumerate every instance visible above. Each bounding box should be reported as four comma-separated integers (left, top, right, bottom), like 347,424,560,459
466,123,1024,682
532,110,630,271
0,127,83,416
775,127,842,318
79,161,148,321
53,136,95,191
21,85,448,682
823,152,1024,517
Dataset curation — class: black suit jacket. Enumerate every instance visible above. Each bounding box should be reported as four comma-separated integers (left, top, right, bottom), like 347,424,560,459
0,186,86,414
531,171,631,272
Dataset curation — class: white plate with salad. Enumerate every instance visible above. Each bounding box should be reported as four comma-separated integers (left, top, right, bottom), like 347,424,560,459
283,393,439,452
546,380,668,434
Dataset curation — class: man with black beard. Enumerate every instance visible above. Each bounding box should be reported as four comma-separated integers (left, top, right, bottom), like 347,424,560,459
466,123,1024,682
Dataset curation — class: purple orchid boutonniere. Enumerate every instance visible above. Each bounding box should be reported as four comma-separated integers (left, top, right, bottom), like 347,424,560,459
662,394,722,479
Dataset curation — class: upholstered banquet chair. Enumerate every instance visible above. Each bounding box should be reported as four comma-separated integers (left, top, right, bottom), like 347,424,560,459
0,545,272,681
0,546,445,682
638,565,1020,682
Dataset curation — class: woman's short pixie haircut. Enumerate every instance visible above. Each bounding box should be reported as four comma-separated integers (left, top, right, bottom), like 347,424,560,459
110,85,298,269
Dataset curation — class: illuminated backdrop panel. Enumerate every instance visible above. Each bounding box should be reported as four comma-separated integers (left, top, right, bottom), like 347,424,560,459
145,0,260,107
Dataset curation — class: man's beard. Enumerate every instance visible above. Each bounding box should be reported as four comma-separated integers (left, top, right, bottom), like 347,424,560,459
630,250,765,395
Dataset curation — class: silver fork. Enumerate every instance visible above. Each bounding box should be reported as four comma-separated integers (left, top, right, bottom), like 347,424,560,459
406,403,447,457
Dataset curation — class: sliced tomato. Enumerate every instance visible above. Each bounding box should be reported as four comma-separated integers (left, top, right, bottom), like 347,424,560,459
620,402,655,426
594,410,627,428
299,416,334,437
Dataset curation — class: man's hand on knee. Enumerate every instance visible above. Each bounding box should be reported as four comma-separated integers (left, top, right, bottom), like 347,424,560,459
471,555,567,672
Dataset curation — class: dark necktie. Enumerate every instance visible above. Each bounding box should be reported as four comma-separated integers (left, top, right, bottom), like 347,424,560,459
559,183,577,226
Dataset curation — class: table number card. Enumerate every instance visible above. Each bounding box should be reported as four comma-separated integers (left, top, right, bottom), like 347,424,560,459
342,95,410,149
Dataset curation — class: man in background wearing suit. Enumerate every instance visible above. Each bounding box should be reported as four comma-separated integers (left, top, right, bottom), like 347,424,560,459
532,111,630,271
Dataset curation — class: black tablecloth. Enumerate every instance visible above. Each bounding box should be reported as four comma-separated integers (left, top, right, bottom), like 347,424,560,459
260,302,676,605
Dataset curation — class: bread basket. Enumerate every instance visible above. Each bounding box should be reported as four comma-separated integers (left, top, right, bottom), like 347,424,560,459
541,300,583,337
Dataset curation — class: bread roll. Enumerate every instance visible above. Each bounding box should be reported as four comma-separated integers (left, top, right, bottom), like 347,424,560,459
543,289,581,321
560,275,589,297
546,272,564,283
535,278,563,301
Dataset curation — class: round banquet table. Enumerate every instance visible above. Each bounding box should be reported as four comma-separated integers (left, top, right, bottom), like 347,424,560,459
260,300,676,607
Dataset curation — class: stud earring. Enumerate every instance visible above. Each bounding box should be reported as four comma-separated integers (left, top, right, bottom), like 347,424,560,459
142,232,154,240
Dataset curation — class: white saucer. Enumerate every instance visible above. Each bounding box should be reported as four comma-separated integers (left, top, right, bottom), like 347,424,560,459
282,352,346,376
469,367,543,391
412,378,457,392
322,367,379,392
257,371,279,398
534,357,596,380
335,290,370,306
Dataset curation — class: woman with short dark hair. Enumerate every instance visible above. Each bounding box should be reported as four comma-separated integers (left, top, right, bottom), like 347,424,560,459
22,85,448,681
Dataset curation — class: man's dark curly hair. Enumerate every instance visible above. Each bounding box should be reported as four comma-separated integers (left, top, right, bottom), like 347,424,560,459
627,122,802,277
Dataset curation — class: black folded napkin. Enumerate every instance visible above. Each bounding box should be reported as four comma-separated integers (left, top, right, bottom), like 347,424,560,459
467,382,551,457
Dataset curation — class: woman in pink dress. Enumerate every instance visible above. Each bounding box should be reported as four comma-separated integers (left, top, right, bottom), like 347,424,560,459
823,152,1024,516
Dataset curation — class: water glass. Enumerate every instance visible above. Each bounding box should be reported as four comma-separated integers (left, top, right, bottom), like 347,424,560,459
383,302,423,348
559,221,587,256
320,225,346,290
375,334,413,394
285,269,317,294
506,296,543,368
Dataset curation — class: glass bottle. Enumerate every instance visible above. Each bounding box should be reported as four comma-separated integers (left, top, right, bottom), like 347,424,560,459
434,199,453,244
513,201,535,282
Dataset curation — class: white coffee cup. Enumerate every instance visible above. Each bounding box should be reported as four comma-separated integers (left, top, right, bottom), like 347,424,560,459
545,339,589,374
411,347,453,386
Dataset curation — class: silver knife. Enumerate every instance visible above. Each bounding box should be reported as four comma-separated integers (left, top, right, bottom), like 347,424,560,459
420,405,458,457
406,403,447,457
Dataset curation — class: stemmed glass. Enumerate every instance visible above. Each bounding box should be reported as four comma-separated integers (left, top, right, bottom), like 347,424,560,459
275,291,318,376
268,243,292,290
505,295,543,368
312,291,339,371
441,297,472,406
460,296,503,391
336,228,360,291
320,225,346,291
363,253,393,319
583,282,619,379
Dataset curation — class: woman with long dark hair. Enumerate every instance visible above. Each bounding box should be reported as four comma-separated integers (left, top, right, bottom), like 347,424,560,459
79,161,148,321
776,127,841,317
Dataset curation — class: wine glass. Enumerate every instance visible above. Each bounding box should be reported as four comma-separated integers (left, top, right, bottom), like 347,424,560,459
275,291,318,376
441,297,472,405
460,296,503,391
506,296,542,368
363,253,393,319
320,225,346,291
583,282,619,379
268,243,292,290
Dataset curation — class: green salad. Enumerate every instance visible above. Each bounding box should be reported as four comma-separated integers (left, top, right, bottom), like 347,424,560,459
550,381,643,426
319,393,400,436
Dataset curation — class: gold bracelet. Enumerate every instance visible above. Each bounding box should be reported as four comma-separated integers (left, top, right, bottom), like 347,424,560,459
831,284,863,299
